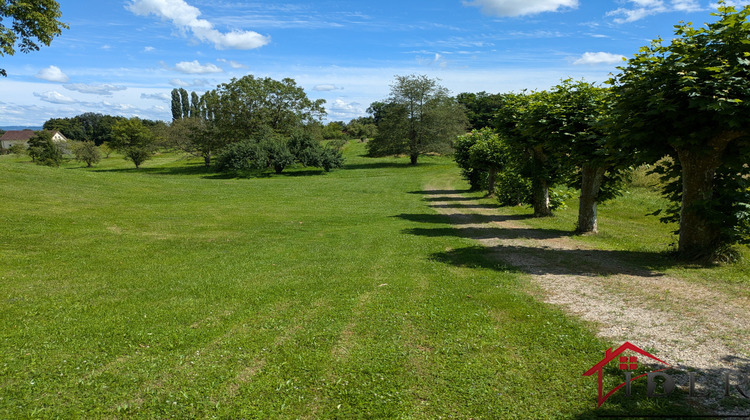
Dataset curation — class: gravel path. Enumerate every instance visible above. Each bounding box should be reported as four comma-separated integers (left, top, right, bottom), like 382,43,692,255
423,186,750,412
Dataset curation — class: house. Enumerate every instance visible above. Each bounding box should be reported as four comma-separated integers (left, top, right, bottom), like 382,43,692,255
0,130,68,150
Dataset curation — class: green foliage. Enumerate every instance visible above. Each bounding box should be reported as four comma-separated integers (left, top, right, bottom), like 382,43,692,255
495,169,532,206
215,139,265,172
99,142,113,158
8,143,25,155
170,89,182,121
321,121,347,140
111,118,156,169
0,0,68,77
168,117,223,167
70,140,102,167
609,3,750,258
211,75,326,141
367,74,468,164
217,132,344,174
456,91,505,130
44,113,131,145
27,131,63,166
259,137,296,174
345,117,377,140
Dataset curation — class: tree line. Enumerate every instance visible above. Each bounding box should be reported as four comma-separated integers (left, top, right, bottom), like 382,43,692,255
443,5,750,262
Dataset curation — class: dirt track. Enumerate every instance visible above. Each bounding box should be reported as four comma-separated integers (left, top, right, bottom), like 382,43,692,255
423,185,750,409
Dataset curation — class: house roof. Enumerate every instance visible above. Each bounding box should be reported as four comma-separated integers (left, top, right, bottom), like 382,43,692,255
0,130,67,142
0,130,36,141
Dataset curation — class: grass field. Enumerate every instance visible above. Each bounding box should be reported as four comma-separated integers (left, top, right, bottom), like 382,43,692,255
0,143,719,418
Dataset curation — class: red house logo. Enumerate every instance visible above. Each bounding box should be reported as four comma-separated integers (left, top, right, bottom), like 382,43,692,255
583,342,672,408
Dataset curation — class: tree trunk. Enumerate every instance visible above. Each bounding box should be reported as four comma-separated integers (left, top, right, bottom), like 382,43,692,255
410,154,418,165
532,176,551,217
676,149,721,258
577,165,606,234
531,146,552,217
203,151,211,167
487,167,497,197
675,131,740,259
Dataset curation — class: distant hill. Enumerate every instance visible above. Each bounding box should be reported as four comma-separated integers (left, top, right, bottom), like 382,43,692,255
0,126,43,132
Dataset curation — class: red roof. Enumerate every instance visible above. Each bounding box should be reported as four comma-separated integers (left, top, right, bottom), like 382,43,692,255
0,130,36,141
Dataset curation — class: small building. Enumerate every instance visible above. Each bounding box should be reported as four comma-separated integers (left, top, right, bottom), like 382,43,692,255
0,130,68,150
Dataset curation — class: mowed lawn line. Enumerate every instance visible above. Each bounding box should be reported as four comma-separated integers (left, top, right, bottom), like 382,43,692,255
0,144,682,418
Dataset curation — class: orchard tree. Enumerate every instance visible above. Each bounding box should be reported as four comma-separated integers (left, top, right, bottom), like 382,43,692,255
111,118,156,169
1,0,68,77
71,140,101,167
367,74,468,164
609,3,750,259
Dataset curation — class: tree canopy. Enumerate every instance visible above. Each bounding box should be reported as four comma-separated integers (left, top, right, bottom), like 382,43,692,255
0,0,68,77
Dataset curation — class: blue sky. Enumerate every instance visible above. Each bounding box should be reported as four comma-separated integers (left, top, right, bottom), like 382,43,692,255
0,0,745,126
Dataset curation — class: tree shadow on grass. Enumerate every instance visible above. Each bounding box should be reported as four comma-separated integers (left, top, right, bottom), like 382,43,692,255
394,213,531,225
430,245,680,277
344,161,417,170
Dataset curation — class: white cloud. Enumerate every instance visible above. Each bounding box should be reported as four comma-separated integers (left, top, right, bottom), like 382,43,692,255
314,84,342,91
141,92,171,101
174,60,223,74
144,46,156,52
33,91,78,104
64,83,128,96
709,1,749,7
326,98,364,120
217,59,247,69
35,66,69,83
608,0,703,23
169,78,210,87
463,0,578,17
573,52,626,65
126,0,270,50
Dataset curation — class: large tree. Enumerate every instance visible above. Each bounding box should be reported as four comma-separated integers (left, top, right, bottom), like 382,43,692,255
0,0,67,77
609,3,750,259
211,75,326,142
367,74,468,164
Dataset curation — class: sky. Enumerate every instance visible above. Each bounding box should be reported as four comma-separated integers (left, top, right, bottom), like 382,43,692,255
1,0,747,126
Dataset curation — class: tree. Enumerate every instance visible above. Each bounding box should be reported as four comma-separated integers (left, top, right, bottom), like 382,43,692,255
179,88,190,121
367,75,468,164
493,92,575,217
171,89,182,121
27,130,64,166
539,80,627,233
609,3,750,259
111,118,156,169
454,129,505,197
71,140,101,167
211,75,326,142
0,0,68,77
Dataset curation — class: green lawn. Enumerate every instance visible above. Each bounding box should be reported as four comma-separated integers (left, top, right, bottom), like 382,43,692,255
0,144,699,418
